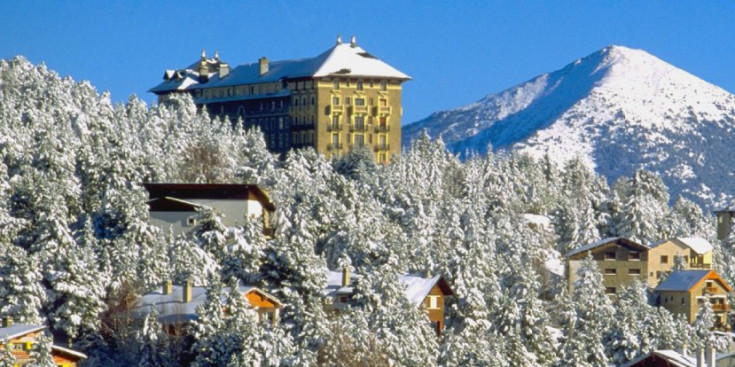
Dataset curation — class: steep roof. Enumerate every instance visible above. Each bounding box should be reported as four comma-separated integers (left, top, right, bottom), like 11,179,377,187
651,237,713,255
0,324,45,341
132,284,281,324
143,183,275,211
565,237,648,258
620,350,697,367
323,270,453,308
150,40,410,95
655,269,731,292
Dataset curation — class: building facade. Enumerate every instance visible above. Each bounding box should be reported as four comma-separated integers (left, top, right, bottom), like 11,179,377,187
566,237,716,296
0,318,87,366
143,183,275,238
322,269,454,336
149,36,410,163
655,270,731,330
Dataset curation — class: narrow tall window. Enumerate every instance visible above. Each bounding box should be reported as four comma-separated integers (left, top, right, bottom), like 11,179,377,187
357,80,363,91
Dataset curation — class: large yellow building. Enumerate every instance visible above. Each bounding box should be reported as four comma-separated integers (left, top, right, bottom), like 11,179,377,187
150,36,410,162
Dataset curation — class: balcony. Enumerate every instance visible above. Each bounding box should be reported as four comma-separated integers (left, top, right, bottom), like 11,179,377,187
712,303,731,312
374,144,390,152
378,106,391,115
326,123,342,132
327,143,343,151
705,286,719,294
349,124,369,133
353,105,368,114
690,262,712,269
374,125,390,133
328,105,343,114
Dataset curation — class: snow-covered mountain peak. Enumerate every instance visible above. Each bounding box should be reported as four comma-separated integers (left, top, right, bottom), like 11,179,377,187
403,46,735,208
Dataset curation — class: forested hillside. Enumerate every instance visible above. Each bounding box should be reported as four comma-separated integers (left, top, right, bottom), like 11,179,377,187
2,56,735,366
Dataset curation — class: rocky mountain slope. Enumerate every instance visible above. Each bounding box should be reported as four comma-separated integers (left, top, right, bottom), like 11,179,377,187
403,45,735,208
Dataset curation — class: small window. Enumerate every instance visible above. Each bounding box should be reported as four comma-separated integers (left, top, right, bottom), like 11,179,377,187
357,80,363,91
605,287,616,295
604,268,617,275
427,295,440,310
379,98,387,107
186,217,197,226
333,80,339,90
339,296,348,303
604,252,616,260
660,255,668,264
629,252,641,261
380,80,387,91
355,98,365,106
681,297,685,305
628,268,641,275
345,97,351,105
332,96,340,105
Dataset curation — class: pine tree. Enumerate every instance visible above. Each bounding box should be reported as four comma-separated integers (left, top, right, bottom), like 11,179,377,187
26,333,55,367
136,306,171,367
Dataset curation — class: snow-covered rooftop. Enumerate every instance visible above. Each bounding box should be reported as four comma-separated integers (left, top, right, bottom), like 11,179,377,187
132,284,279,323
655,270,713,292
150,39,410,95
651,237,713,255
0,324,45,341
565,237,621,258
323,270,451,308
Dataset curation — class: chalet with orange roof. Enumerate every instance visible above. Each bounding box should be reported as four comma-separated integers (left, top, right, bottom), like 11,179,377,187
132,280,282,327
656,270,731,330
0,317,87,367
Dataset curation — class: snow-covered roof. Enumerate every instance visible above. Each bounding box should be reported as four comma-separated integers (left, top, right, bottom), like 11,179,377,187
522,213,552,227
323,270,452,308
132,284,280,323
651,237,713,255
655,270,714,292
51,344,88,360
398,274,444,307
0,324,45,341
150,40,410,95
677,237,713,254
621,349,704,367
565,237,625,258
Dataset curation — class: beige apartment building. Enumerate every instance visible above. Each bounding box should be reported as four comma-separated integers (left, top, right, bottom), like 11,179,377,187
149,36,410,163
566,236,715,296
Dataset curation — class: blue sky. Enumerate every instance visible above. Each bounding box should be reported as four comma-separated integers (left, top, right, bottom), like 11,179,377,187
2,1,733,124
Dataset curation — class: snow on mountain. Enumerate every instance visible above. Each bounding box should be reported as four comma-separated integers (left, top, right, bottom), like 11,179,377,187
403,45,735,208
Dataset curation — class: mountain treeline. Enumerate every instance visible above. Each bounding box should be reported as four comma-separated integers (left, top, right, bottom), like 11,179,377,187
2,56,735,366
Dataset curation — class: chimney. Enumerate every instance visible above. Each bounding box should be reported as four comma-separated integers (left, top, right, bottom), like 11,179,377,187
350,35,357,47
697,348,705,367
1,316,12,328
682,343,688,357
199,50,210,83
708,346,716,367
342,267,351,287
259,57,269,76
336,35,343,45
183,279,192,303
219,63,230,79
163,280,172,295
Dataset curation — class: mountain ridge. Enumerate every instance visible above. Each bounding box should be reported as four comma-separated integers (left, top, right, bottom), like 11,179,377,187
403,45,735,208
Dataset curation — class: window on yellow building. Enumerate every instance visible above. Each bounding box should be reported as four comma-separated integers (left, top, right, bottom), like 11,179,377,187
628,268,641,275
355,98,365,106
357,80,363,91
604,268,616,275
661,255,668,264
380,80,386,91
629,252,641,261
332,96,340,105
333,80,339,90
605,287,616,295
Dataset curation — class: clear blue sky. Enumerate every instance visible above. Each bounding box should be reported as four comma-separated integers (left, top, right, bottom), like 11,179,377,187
2,1,733,124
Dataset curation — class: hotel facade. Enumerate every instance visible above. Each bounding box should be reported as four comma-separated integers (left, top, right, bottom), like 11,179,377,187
150,36,410,162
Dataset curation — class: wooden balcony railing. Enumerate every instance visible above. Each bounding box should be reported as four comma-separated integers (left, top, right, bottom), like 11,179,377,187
712,303,730,312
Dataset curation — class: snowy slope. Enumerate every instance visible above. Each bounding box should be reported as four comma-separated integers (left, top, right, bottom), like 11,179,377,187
403,45,735,208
